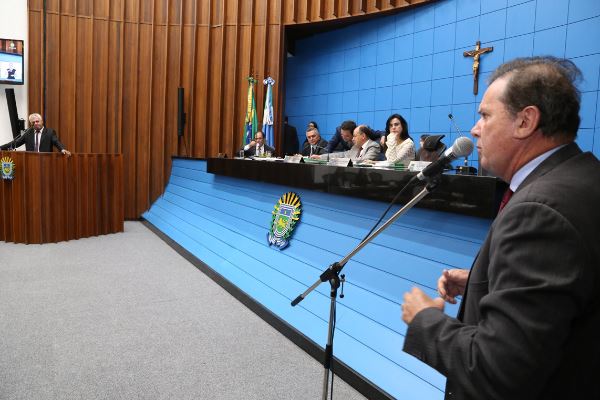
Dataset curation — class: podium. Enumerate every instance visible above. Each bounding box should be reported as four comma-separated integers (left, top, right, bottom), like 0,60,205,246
0,151,124,244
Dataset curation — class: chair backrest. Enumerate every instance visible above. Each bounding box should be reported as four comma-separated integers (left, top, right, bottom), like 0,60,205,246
419,134,446,161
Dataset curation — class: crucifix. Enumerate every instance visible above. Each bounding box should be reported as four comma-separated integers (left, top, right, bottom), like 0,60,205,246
463,41,493,95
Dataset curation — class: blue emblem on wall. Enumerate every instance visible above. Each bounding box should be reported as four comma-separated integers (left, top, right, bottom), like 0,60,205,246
268,192,302,250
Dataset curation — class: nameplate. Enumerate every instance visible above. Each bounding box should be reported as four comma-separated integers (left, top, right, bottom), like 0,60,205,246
327,158,352,167
284,155,303,164
408,160,431,172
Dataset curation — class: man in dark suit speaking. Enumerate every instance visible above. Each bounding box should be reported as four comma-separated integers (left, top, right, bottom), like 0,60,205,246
401,57,600,400
1,113,71,156
240,130,274,157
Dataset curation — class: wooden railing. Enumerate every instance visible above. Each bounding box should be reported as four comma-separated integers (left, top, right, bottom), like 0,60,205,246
0,151,124,244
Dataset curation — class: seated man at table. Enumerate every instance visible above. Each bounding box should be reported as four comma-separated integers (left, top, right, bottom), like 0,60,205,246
312,125,381,163
240,131,275,157
301,127,328,156
326,120,356,153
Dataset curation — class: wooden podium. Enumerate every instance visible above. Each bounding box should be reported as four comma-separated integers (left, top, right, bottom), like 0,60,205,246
1,151,124,244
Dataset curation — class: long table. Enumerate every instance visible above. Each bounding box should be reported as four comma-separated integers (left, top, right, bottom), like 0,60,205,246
1,151,124,244
206,157,506,219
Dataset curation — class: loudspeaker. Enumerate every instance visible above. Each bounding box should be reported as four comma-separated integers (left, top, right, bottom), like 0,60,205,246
177,87,185,137
5,88,21,138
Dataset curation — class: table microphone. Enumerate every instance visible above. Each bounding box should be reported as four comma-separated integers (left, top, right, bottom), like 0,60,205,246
448,114,478,175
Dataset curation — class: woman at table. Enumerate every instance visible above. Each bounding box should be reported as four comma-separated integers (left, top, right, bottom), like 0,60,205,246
384,113,415,166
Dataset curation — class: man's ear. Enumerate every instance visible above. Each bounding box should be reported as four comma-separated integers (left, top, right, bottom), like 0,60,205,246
515,105,541,139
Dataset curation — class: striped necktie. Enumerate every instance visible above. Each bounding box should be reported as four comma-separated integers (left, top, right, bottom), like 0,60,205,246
34,130,40,152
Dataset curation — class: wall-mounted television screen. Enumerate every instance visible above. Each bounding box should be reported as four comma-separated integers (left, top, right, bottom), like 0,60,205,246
0,38,24,85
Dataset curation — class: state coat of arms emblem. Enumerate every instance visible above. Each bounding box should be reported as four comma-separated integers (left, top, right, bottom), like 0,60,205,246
268,192,302,249
1,156,15,180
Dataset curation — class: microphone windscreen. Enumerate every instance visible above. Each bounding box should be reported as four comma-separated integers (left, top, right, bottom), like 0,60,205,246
452,137,474,158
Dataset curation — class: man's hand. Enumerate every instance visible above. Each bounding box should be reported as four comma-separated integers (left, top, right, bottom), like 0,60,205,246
401,287,445,324
61,149,71,157
437,268,469,304
309,154,320,159
249,140,256,147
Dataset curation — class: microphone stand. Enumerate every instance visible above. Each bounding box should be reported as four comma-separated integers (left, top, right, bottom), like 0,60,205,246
291,176,441,400
8,128,29,151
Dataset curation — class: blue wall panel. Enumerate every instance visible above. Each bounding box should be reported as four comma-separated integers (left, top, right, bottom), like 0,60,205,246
285,0,600,165
144,159,491,399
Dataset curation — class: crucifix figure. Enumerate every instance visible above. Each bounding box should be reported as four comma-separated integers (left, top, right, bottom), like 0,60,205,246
463,41,493,95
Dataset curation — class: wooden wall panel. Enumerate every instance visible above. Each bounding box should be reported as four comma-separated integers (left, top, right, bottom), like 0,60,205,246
76,18,93,152
29,0,44,11
185,0,202,25
225,0,237,25
150,25,168,203
77,0,92,16
168,0,181,24
61,0,76,15
214,0,225,26
121,21,140,218
255,0,267,25
135,24,153,214
183,25,200,154
140,0,153,24
221,25,239,154
107,20,124,153
59,16,76,147
44,13,61,126
28,0,435,219
45,0,59,13
155,0,168,25
268,0,283,25
94,0,110,19
206,26,223,156
165,26,180,188
28,8,43,116
110,0,125,20
92,20,109,153
124,0,139,22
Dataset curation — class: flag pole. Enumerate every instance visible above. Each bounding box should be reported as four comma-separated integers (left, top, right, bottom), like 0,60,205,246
262,76,275,147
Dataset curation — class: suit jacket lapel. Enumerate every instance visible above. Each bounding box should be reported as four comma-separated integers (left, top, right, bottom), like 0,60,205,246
517,142,581,194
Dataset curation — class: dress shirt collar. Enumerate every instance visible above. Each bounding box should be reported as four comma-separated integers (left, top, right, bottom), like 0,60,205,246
509,144,566,192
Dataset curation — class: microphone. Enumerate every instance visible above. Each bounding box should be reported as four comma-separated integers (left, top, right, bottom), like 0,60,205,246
307,143,327,157
416,136,474,181
8,127,31,150
448,114,464,136
448,114,478,175
315,144,330,162
314,144,327,155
